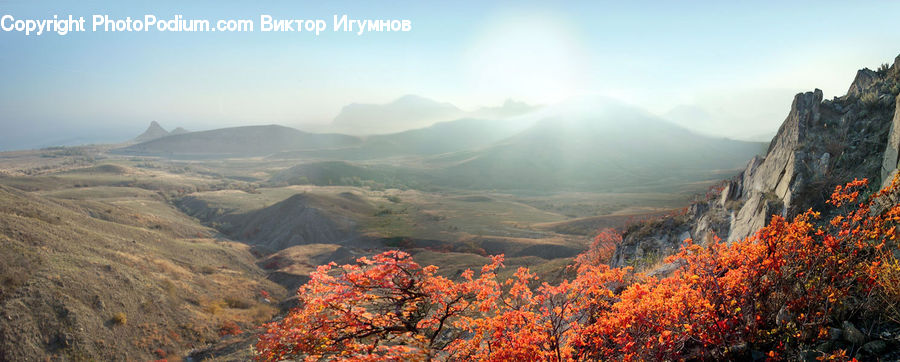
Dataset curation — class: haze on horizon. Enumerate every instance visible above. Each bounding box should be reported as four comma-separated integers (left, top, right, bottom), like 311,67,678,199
1,0,900,150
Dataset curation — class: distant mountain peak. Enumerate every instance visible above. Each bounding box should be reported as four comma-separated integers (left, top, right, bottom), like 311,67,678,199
331,94,464,136
330,95,540,136
394,94,438,104
133,121,170,142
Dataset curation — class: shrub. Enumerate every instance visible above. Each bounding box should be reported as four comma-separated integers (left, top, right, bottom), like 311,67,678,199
112,312,127,325
224,297,252,309
861,92,879,106
202,299,226,315
876,252,900,324
574,228,620,267
219,321,242,336
153,348,167,359
257,176,900,361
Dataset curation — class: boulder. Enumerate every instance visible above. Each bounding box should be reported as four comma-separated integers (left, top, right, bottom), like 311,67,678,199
862,340,887,355
841,321,867,345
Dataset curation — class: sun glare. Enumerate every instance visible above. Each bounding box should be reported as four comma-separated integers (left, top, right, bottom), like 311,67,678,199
465,13,587,105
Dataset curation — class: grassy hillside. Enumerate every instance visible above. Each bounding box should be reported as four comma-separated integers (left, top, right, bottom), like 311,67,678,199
268,160,434,190
0,166,285,360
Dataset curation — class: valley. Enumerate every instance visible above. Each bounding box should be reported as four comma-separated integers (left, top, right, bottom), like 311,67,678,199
4,0,900,358
3,55,899,360
0,108,745,359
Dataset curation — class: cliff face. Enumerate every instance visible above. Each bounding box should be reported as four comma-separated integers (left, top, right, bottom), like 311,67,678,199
614,54,900,269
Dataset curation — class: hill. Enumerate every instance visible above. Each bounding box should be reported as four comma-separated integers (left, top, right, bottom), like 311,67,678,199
431,98,766,191
271,100,764,193
0,180,284,360
270,117,533,160
268,161,432,190
114,125,362,158
362,117,533,156
178,191,372,253
331,95,465,135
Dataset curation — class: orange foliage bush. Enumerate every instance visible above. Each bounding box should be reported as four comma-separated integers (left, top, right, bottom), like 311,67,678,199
219,320,243,336
257,176,900,361
574,228,620,267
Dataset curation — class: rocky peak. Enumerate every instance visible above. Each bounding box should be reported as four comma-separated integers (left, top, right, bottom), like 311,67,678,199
848,69,881,97
614,53,900,271
742,89,822,219
133,121,170,143
891,55,900,79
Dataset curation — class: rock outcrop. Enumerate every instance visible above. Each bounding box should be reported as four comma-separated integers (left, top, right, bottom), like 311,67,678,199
614,53,900,269
132,121,170,142
131,122,191,143
881,95,900,186
848,68,880,98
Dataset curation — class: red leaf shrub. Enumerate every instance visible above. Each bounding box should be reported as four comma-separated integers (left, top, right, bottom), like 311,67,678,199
257,176,900,360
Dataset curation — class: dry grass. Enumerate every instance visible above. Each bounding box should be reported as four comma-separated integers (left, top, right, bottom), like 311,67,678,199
877,253,900,324
0,174,286,360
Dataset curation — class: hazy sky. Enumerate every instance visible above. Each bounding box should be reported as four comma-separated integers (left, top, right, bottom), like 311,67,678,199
1,0,899,149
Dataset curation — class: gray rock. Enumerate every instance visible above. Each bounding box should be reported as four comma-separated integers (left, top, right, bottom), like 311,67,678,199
881,96,900,186
646,262,680,278
861,340,886,354
729,342,748,353
814,153,830,177
842,321,868,345
891,55,900,79
801,349,823,360
676,231,691,244
727,90,823,241
775,306,793,326
828,327,842,341
848,68,881,97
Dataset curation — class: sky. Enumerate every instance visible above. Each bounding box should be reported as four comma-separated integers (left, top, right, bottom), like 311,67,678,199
1,0,899,150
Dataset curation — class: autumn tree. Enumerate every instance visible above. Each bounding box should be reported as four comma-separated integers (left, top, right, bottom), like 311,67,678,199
256,251,504,361
258,176,900,361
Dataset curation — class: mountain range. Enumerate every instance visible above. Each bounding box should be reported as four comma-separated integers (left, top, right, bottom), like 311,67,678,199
116,125,361,158
328,95,538,135
432,102,765,191
132,97,768,192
